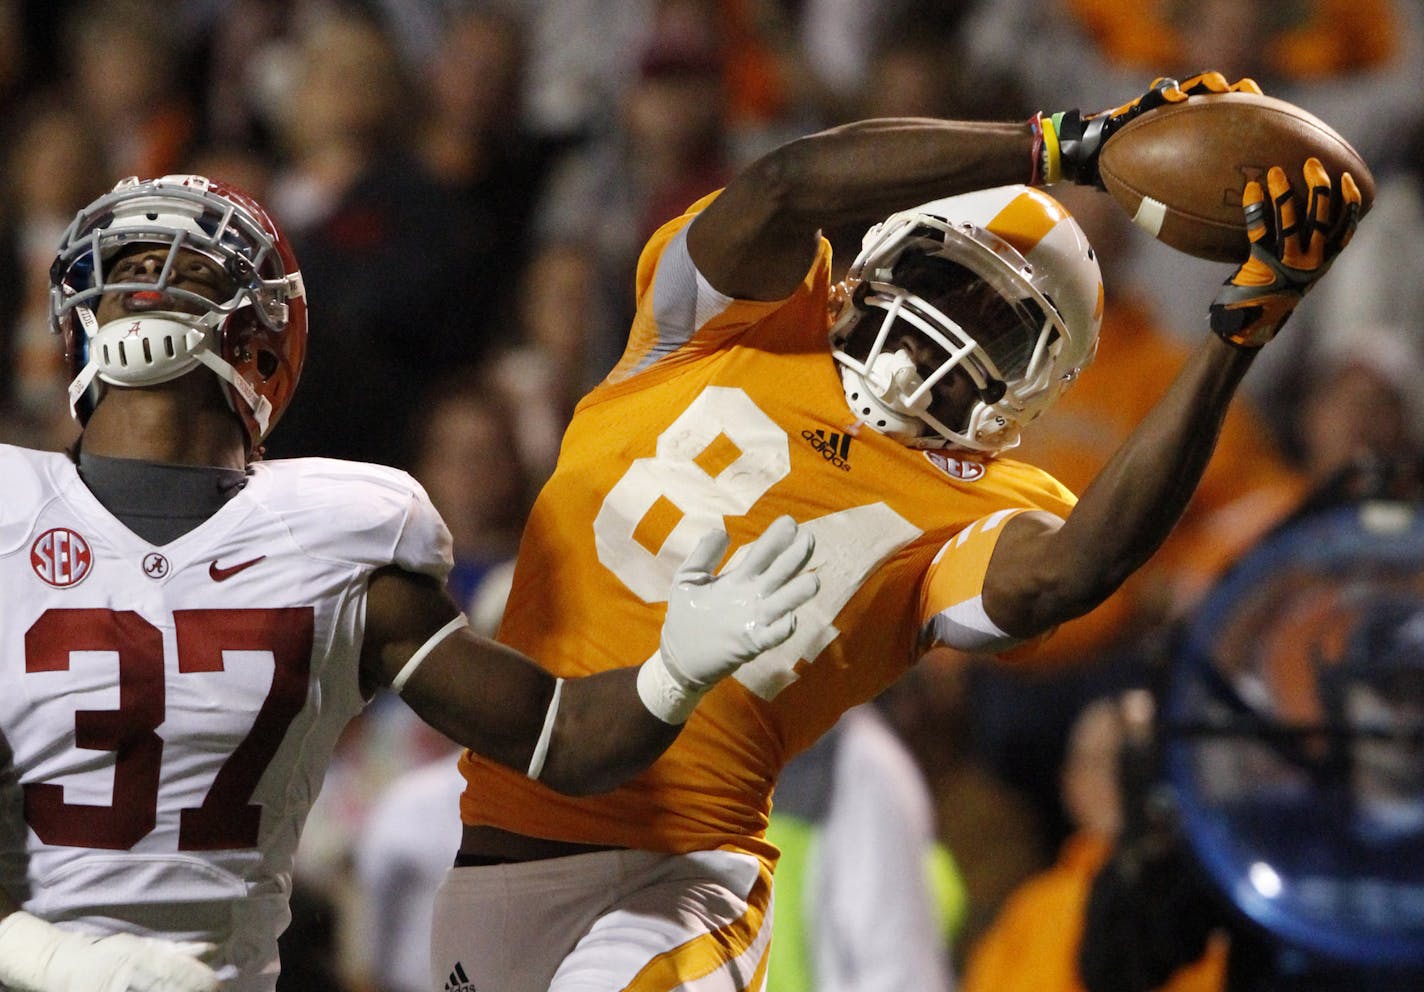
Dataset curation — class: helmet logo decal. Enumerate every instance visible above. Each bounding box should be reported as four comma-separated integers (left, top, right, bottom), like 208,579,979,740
31,528,93,587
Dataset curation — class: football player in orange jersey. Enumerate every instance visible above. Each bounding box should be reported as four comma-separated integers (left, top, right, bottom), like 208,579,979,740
0,175,818,992
433,72,1361,992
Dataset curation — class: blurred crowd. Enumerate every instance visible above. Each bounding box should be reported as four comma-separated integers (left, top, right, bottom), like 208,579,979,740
2,1,1422,989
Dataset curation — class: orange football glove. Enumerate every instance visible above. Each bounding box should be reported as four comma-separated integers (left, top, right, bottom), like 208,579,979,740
1209,157,1362,348
1033,72,1263,187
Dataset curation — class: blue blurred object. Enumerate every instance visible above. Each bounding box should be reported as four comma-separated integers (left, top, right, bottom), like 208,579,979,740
1165,498,1424,971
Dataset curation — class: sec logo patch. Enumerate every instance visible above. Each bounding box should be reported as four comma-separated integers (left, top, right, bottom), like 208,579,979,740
923,451,986,482
31,528,93,587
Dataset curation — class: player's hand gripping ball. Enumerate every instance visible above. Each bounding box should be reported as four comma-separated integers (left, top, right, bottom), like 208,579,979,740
1209,156,1362,348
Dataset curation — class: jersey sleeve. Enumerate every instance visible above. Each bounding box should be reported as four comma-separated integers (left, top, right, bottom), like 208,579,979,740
604,191,833,385
391,476,454,580
918,508,1064,655
0,446,52,554
264,459,454,581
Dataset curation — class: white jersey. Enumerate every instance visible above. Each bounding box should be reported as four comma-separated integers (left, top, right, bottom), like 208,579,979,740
0,445,452,991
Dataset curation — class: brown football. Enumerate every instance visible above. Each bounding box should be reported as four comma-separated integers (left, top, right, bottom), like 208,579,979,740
1097,91,1375,263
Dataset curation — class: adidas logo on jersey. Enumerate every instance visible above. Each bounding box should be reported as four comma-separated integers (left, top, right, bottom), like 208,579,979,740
802,428,853,471
444,961,477,991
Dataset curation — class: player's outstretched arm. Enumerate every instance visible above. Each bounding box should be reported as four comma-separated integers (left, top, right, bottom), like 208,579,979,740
687,119,1035,303
0,906,220,992
980,159,1361,640
362,516,818,795
686,72,1254,305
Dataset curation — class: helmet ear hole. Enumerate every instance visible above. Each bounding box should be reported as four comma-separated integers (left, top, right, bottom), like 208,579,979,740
256,350,279,379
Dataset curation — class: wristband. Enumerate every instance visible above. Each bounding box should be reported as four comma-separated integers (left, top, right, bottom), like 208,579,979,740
1028,113,1046,186
636,651,706,725
1042,112,1064,184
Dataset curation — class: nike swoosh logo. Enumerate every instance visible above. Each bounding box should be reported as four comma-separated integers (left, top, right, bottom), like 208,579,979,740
209,556,267,582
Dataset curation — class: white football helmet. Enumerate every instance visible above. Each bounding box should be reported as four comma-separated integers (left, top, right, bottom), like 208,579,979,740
829,185,1103,454
49,174,307,449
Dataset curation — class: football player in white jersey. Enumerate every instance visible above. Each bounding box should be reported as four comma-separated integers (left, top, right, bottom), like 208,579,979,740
0,174,819,992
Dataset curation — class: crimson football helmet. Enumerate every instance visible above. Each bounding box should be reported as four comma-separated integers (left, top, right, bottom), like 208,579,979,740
49,174,307,450
829,185,1103,454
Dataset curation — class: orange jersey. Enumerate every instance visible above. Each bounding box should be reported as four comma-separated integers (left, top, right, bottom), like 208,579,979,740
459,193,1076,864
962,832,1227,992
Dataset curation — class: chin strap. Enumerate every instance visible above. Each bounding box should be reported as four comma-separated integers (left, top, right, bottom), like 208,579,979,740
65,307,103,415
68,307,272,437
191,348,272,438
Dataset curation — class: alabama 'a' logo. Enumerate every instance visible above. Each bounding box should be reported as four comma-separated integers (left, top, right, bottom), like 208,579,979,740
31,528,93,587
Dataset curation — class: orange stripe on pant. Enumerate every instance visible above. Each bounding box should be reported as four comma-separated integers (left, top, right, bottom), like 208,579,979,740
622,865,774,991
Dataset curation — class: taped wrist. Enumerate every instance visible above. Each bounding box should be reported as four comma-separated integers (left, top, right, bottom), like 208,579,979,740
0,911,68,991
636,651,708,725
1050,110,1109,187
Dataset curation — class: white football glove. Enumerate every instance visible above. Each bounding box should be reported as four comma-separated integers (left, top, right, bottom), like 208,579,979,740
0,911,221,992
638,515,819,723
